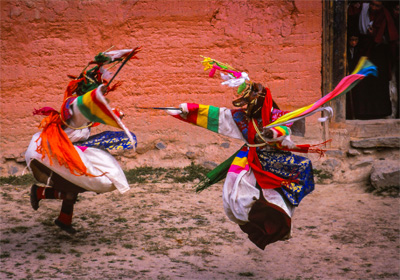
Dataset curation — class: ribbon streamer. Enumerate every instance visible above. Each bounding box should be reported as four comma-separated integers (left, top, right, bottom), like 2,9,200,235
264,57,377,129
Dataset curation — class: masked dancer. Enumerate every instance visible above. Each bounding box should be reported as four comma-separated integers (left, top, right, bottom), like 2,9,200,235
25,48,140,233
166,56,376,249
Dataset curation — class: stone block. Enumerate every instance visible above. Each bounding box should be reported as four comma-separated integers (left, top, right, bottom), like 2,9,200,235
347,149,361,157
185,152,196,159
351,137,400,149
349,158,374,170
220,142,230,149
325,150,345,157
321,158,341,173
345,119,400,138
370,160,400,191
8,166,18,175
155,142,167,150
202,161,218,170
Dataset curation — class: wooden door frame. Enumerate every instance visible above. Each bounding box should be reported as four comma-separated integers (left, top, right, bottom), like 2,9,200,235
322,0,347,126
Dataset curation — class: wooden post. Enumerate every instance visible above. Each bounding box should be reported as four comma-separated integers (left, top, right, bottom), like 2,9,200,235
322,0,347,143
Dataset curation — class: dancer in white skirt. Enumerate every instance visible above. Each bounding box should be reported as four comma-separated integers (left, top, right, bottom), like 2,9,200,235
25,48,139,233
165,56,375,249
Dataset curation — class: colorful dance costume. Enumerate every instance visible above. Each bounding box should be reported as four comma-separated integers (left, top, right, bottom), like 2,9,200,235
167,57,377,249
25,48,140,233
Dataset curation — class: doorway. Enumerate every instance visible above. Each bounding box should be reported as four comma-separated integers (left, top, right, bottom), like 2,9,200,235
346,1,399,120
322,0,399,140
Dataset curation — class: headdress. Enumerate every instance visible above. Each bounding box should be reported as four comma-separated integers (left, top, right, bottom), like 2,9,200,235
201,56,249,93
64,47,141,100
200,56,272,120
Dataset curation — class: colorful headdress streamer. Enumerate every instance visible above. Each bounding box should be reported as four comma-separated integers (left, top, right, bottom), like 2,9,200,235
201,56,250,93
65,47,141,99
264,57,377,129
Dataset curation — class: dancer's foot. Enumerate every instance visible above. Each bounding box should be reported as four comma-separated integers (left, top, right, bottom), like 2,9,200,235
30,184,40,210
54,219,76,234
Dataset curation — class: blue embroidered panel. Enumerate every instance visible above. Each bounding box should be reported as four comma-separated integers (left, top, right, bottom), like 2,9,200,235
257,149,315,206
231,109,250,141
75,131,137,150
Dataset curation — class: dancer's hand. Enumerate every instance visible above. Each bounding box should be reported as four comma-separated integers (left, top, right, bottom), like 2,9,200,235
261,128,273,139
166,104,187,118
255,128,273,143
98,84,107,95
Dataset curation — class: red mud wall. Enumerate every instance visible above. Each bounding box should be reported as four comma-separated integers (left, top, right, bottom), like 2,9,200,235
0,0,322,175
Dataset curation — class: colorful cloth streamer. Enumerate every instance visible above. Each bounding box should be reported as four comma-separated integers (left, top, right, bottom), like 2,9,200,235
264,57,377,129
76,87,136,149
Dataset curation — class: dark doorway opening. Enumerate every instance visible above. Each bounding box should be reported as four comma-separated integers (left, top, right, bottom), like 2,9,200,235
346,0,399,120
323,0,399,124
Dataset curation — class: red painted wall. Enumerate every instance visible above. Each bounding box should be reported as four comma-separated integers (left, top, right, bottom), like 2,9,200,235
0,0,322,175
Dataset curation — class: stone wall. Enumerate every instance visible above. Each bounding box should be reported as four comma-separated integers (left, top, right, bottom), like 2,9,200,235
0,0,323,176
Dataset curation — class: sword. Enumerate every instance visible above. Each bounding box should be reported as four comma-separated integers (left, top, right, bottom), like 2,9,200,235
135,106,182,112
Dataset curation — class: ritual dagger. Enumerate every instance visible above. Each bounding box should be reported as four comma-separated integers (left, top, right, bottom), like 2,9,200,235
135,106,182,111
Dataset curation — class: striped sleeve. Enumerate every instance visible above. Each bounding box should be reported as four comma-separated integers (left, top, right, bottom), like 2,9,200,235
270,125,291,139
173,103,245,141
185,103,220,132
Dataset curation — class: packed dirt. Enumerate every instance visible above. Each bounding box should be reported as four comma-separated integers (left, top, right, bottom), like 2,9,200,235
0,178,399,279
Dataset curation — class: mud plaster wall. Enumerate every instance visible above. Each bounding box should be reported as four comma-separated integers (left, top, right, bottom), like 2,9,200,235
0,0,323,176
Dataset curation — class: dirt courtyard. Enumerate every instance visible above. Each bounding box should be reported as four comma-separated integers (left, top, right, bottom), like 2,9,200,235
0,180,399,280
